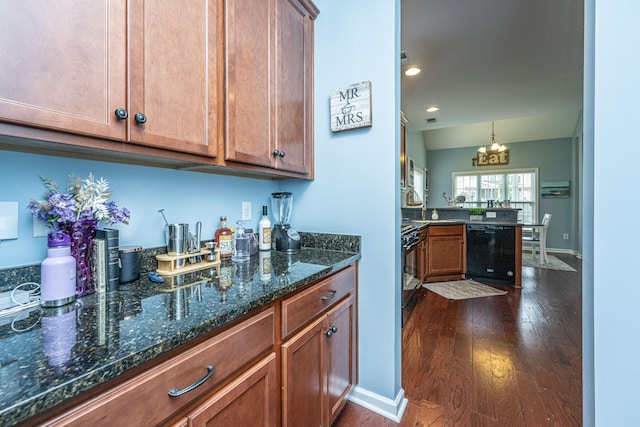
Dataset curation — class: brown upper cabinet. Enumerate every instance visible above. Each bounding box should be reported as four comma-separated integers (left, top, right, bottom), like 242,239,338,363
225,0,317,176
128,0,222,157
0,2,129,141
0,0,318,178
0,0,221,158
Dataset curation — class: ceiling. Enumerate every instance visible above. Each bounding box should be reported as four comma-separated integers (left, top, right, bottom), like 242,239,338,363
400,0,584,150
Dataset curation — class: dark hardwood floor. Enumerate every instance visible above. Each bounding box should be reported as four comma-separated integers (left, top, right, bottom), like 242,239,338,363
335,253,582,426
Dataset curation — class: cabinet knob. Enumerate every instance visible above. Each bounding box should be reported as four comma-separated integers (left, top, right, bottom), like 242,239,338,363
114,108,128,120
272,149,280,157
324,326,338,338
279,151,285,158
325,325,338,337
134,112,147,124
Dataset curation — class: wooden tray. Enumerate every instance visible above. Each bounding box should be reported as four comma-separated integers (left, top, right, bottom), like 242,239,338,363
156,249,221,276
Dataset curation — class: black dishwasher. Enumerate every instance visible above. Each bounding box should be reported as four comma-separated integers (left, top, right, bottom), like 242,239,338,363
466,224,516,285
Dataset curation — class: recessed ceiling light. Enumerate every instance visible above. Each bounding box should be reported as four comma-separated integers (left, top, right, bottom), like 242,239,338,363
404,67,421,76
426,106,439,113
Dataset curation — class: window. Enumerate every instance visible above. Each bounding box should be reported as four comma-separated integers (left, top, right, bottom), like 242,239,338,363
413,168,424,204
453,169,538,223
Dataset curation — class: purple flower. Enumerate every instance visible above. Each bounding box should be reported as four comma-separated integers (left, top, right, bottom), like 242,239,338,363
28,174,130,229
105,201,130,225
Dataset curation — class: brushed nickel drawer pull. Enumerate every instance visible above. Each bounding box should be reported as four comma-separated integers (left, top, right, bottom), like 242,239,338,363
321,290,337,300
168,365,216,397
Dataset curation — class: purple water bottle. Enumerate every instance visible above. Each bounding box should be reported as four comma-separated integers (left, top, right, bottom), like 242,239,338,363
41,231,77,307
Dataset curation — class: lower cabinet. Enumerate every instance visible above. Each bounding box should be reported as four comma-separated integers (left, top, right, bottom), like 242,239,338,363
43,308,275,426
282,295,355,427
425,225,466,282
34,264,357,427
171,353,277,427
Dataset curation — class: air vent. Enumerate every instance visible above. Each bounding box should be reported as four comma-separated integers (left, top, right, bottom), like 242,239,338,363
400,50,409,66
426,117,437,123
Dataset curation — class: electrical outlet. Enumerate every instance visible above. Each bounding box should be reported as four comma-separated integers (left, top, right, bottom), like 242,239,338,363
0,202,19,240
563,233,569,240
242,202,252,221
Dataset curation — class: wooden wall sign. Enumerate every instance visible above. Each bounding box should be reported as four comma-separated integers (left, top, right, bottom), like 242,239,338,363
472,149,509,167
330,81,372,132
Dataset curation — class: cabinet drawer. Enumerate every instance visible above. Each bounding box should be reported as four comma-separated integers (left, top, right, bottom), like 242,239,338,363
429,224,463,236
282,266,355,339
47,307,275,427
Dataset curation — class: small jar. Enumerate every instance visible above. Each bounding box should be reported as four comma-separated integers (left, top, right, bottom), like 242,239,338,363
245,228,259,256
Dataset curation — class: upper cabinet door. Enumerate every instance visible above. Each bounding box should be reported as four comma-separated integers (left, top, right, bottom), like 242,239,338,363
0,1,127,140
274,0,315,175
226,0,317,176
225,0,275,168
128,0,221,157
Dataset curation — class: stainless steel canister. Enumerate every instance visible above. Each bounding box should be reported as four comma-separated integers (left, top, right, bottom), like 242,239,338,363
166,224,189,268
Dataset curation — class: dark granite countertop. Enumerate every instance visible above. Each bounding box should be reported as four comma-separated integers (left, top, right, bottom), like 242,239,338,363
0,241,360,426
403,219,522,231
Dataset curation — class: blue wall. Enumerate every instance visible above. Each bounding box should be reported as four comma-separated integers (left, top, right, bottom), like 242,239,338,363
13,0,640,423
285,0,404,413
425,137,576,251
0,0,405,418
0,149,279,268
405,129,427,172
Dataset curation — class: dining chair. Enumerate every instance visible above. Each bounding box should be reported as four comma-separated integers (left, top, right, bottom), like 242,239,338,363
523,213,552,263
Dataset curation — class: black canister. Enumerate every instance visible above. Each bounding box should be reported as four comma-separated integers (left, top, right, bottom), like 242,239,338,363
119,245,142,283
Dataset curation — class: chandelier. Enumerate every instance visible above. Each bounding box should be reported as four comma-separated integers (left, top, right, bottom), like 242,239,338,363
478,121,507,154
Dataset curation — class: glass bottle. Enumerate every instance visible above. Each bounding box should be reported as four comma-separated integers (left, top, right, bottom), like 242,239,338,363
215,216,233,261
258,205,272,251
232,221,250,262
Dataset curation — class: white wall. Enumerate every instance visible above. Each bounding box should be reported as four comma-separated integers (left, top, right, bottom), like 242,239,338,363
282,0,406,418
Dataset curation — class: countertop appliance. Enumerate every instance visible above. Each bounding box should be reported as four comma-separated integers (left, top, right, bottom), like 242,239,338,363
466,224,516,285
271,192,301,252
401,225,421,326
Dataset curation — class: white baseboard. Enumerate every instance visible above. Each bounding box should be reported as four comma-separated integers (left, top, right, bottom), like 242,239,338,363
347,385,408,422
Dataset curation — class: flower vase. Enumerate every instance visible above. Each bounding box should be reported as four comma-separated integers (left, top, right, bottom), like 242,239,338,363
63,220,98,297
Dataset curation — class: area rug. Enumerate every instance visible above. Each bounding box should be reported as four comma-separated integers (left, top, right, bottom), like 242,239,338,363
522,254,577,272
403,273,422,290
423,279,507,300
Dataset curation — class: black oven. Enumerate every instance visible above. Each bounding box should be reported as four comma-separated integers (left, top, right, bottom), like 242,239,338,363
401,225,420,326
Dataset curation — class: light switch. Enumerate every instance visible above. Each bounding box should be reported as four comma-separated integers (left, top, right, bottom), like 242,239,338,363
0,202,19,240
